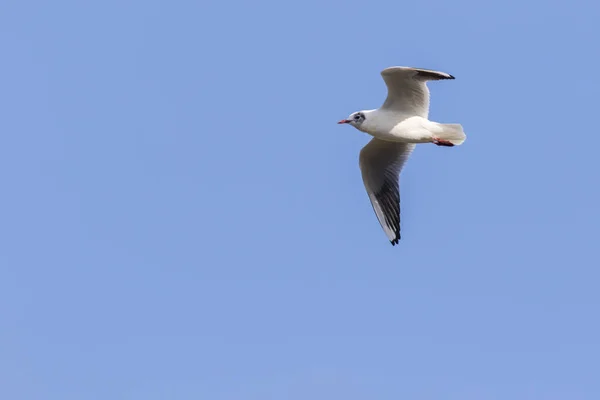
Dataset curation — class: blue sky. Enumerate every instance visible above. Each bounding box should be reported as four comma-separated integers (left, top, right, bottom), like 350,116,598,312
1,0,599,399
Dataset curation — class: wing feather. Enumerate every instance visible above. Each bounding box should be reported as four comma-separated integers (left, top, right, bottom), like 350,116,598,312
380,66,455,117
359,138,416,245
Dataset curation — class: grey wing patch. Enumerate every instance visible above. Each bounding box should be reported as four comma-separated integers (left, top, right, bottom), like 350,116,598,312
359,139,416,246
371,173,401,245
380,66,455,116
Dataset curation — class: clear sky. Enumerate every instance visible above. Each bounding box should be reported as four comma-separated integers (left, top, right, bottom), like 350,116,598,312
1,0,599,399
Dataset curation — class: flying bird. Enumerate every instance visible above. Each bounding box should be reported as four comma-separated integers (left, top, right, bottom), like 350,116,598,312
338,66,466,246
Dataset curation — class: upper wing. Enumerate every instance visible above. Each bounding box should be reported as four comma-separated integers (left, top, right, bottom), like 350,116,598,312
359,138,416,245
380,66,455,117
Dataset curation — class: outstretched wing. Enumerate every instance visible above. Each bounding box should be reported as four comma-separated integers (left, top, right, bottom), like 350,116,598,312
380,66,455,117
359,138,416,245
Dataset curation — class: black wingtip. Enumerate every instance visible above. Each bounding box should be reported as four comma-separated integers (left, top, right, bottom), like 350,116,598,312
414,69,455,81
390,236,400,246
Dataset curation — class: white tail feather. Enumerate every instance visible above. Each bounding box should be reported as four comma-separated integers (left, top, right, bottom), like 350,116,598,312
436,123,466,145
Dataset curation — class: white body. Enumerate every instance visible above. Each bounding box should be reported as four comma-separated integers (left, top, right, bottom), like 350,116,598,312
355,110,448,143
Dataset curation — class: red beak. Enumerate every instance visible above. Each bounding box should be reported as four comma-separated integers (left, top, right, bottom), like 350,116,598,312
337,119,350,124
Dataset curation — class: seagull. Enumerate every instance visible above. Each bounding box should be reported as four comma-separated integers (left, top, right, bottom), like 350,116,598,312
338,66,466,246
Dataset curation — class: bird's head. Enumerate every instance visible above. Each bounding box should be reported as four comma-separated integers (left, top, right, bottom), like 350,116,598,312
338,111,366,129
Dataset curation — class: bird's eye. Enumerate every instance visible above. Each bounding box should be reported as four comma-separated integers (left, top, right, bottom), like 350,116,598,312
354,114,361,120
